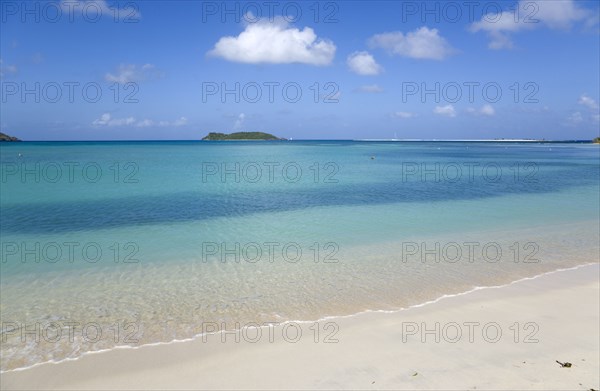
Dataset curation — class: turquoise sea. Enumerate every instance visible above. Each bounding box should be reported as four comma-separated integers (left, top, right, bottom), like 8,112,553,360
1,141,599,370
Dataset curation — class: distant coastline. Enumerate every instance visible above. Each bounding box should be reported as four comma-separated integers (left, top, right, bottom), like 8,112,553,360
353,139,594,143
0,132,20,142
1,137,597,143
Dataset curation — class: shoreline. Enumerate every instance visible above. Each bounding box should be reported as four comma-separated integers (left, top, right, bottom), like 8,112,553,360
2,262,598,390
2,217,597,374
2,262,596,375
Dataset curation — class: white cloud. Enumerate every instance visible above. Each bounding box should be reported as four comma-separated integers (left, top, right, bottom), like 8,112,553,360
480,104,495,116
233,113,246,130
0,59,17,77
486,31,516,50
356,84,384,93
565,95,600,125
434,105,456,117
208,17,335,66
567,111,584,124
564,95,600,125
533,0,591,29
135,119,154,128
136,117,187,128
172,117,188,126
470,0,592,49
105,63,161,84
392,111,415,119
347,51,383,75
60,0,140,20
369,27,454,60
93,113,188,128
467,105,496,116
578,94,599,110
92,113,135,127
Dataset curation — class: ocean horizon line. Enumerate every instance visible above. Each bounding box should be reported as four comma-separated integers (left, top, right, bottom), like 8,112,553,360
1,138,596,143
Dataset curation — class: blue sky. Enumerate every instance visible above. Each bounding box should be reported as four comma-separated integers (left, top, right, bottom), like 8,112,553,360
1,0,599,140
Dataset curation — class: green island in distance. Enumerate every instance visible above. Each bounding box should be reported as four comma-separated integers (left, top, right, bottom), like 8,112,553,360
202,132,285,141
593,137,600,144
0,132,21,142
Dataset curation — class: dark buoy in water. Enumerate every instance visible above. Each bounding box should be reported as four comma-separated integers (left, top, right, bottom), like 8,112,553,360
370,156,375,160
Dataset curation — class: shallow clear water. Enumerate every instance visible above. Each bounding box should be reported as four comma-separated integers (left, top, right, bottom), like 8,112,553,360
1,141,599,370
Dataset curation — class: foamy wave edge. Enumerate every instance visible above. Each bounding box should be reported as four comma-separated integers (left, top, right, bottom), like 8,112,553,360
3,261,598,374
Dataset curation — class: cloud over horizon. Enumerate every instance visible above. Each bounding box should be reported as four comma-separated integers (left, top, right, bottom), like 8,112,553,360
434,104,457,117
467,104,496,116
92,113,187,128
392,111,416,119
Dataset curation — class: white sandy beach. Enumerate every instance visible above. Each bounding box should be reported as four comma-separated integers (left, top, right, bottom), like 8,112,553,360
2,263,598,390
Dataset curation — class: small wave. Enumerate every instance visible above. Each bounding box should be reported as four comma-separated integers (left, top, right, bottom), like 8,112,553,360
3,261,597,374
